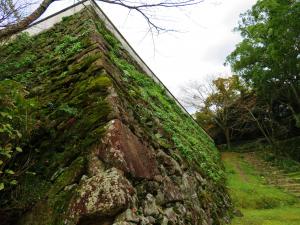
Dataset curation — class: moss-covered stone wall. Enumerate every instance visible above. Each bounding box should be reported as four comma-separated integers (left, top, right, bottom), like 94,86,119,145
0,6,231,225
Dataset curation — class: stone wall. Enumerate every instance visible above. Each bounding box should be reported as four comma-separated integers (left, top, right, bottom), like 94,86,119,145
0,6,231,225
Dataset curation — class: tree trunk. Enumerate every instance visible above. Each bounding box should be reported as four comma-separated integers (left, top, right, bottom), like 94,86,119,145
290,83,300,108
246,108,273,145
224,127,231,150
0,0,55,40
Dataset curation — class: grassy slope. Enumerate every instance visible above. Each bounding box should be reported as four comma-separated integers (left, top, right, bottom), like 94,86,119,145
222,152,300,225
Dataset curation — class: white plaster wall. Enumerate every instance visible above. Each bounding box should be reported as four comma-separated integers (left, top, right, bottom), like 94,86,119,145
25,2,90,36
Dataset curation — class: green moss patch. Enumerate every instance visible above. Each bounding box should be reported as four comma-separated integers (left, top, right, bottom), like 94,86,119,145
94,19,224,182
0,10,112,217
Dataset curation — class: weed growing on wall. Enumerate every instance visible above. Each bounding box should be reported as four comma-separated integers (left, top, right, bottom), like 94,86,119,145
0,80,36,190
94,20,224,182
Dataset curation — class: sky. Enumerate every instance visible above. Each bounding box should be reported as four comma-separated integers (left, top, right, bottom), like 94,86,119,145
42,0,256,98
98,0,257,96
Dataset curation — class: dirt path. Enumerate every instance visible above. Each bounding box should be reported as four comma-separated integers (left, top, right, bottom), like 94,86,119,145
222,152,248,182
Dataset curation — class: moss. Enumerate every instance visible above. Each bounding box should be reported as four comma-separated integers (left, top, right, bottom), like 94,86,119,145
50,188,76,221
87,75,112,92
48,156,85,197
21,186,77,225
98,22,223,181
68,53,102,75
0,11,114,219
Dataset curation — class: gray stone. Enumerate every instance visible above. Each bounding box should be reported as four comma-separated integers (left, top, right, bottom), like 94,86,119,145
143,194,160,217
113,222,136,225
68,168,135,221
156,150,183,176
114,209,140,223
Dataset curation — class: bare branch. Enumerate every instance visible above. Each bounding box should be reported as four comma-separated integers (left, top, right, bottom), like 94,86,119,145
178,78,215,110
0,0,204,40
0,0,54,40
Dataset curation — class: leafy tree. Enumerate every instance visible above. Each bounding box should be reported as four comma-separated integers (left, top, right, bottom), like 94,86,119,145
226,0,300,126
181,76,247,148
204,76,247,148
186,75,291,147
226,92,290,145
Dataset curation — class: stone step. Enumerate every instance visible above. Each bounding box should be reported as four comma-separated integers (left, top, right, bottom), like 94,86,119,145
267,179,300,186
269,181,295,186
267,175,286,180
269,183,297,187
260,169,282,173
243,153,300,197
268,178,287,182
269,185,300,193
278,178,300,184
278,183,300,188
256,169,282,175
286,189,300,193
252,165,282,173
286,171,300,176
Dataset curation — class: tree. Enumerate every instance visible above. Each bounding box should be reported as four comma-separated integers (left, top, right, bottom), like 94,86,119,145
205,76,247,148
179,78,215,111
226,0,300,127
180,75,246,149
0,0,204,40
181,74,293,147
226,92,290,145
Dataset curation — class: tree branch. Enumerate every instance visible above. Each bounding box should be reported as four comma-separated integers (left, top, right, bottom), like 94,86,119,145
0,0,204,40
0,0,55,40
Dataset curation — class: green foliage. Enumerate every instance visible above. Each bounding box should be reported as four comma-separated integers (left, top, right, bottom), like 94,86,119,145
0,9,227,223
0,11,94,194
0,10,113,221
0,33,35,81
0,80,35,190
3,32,33,55
10,173,51,209
54,35,83,60
194,75,249,148
226,0,300,120
58,104,78,116
212,1,300,147
259,141,300,172
95,21,224,182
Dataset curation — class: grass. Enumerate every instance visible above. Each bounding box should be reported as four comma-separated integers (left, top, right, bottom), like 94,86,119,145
231,204,300,225
222,152,300,225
